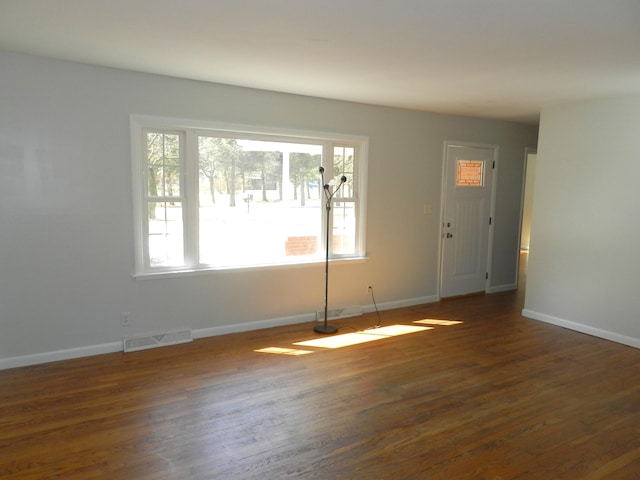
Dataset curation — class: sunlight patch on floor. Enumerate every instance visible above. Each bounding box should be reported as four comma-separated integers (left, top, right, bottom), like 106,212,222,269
414,318,463,326
293,324,432,349
254,347,314,356
364,324,433,336
294,332,385,349
256,320,463,355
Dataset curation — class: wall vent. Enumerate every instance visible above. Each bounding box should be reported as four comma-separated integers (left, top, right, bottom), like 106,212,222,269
316,305,362,322
123,329,193,353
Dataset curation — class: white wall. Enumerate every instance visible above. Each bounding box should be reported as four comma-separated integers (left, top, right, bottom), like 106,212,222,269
0,53,538,368
524,95,640,347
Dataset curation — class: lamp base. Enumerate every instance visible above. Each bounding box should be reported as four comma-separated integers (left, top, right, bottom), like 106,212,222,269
314,323,338,334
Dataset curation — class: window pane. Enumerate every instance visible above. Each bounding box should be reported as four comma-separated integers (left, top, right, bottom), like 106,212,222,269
163,134,180,165
333,146,355,199
198,137,323,267
148,201,184,266
332,201,356,255
163,166,180,196
456,159,484,187
146,132,181,197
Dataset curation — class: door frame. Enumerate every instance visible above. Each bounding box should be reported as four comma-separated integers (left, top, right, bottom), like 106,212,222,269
438,141,499,298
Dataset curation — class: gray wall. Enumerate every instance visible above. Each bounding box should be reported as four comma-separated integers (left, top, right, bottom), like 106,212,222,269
524,94,640,347
0,53,538,367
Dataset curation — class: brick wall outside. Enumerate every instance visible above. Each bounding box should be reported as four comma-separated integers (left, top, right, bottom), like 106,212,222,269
285,236,318,256
285,235,352,256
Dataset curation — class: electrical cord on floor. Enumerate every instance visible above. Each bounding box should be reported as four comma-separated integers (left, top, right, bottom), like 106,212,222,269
319,287,384,333
339,324,359,332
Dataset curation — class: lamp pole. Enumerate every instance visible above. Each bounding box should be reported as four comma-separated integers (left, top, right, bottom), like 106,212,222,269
314,166,347,334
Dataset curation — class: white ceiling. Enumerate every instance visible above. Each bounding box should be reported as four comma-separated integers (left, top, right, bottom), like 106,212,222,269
2,0,640,125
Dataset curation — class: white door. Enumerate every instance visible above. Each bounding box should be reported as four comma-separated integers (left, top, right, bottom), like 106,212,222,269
440,144,496,298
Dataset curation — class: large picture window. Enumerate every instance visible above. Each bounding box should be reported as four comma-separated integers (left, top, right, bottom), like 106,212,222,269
131,116,367,275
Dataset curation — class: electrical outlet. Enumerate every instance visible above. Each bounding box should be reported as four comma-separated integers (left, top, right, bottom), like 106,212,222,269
120,312,131,326
367,285,373,294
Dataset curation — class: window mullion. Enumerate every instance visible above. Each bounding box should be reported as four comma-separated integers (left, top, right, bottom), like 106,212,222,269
184,130,199,266
320,142,332,255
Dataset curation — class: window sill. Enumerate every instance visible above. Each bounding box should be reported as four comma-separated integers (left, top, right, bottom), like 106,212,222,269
132,256,368,280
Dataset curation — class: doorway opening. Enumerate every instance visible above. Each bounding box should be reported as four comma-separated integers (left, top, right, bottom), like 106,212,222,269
517,148,537,294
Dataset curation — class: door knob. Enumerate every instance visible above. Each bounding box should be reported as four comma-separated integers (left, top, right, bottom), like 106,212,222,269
446,233,453,238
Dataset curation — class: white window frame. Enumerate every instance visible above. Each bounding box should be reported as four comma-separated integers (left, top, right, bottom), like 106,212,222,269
131,115,368,277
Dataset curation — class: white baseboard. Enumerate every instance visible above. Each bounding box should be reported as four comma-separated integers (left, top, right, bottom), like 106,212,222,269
1,295,441,370
522,309,640,349
193,312,316,339
366,295,440,313
0,342,122,371
487,283,517,294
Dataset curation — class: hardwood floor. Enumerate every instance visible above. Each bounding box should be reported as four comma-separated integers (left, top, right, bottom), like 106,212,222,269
2,268,640,478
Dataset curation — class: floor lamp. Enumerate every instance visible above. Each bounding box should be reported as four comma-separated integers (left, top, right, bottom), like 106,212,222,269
314,166,347,334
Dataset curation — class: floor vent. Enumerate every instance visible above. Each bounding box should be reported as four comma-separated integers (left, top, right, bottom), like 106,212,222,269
316,305,362,322
123,329,193,353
